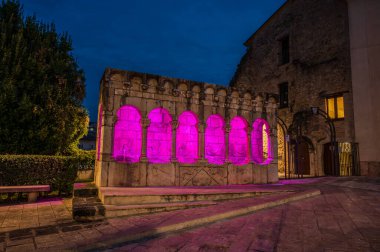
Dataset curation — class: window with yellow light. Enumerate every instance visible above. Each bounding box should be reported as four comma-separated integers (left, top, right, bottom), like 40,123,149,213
325,95,344,119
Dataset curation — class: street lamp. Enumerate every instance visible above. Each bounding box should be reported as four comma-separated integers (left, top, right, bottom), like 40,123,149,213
311,106,318,115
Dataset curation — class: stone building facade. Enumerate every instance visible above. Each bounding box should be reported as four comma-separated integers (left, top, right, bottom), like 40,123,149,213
231,0,357,177
95,68,278,187
347,0,380,177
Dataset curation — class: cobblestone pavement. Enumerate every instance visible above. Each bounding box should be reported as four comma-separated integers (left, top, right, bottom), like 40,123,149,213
0,177,379,251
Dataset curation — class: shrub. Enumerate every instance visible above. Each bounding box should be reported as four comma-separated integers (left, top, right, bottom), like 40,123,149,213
0,153,95,195
74,150,96,171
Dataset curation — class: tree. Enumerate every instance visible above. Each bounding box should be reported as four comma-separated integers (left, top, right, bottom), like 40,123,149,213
0,0,88,155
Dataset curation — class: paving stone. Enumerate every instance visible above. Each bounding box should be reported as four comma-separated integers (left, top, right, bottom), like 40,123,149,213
0,177,379,251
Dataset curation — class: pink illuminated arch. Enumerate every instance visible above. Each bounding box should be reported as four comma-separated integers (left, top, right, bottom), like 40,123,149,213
147,108,172,163
205,114,225,165
252,118,273,165
96,104,103,160
176,111,198,164
113,105,142,163
229,116,249,165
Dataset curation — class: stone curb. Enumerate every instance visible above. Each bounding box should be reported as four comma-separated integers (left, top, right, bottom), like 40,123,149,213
78,189,321,251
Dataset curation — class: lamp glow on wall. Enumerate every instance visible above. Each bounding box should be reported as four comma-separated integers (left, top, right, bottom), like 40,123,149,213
229,116,250,165
147,108,172,163
176,111,198,164
205,114,225,165
252,118,273,165
112,105,142,163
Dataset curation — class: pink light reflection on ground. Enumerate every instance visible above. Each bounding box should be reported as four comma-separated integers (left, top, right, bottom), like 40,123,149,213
113,105,142,163
147,108,172,163
96,104,103,160
176,111,198,164
205,114,225,165
252,118,273,165
229,116,249,165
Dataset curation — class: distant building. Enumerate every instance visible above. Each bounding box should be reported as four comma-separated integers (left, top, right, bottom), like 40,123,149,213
231,0,380,177
79,122,97,150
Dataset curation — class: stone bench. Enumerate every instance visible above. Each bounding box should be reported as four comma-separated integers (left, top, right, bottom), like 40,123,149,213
0,185,50,202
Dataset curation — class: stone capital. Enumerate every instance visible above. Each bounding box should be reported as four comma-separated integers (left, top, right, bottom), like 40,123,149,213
142,118,151,128
171,120,178,129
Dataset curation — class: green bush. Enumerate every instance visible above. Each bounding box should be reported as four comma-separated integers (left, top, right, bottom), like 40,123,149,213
73,150,96,171
0,153,95,195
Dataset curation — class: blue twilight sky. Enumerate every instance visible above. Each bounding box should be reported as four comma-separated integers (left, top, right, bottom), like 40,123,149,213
20,0,285,120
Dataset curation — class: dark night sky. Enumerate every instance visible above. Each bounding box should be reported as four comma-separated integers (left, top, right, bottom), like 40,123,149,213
20,0,285,121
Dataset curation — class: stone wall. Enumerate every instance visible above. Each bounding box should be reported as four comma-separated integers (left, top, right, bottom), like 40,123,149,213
231,0,355,176
95,68,279,187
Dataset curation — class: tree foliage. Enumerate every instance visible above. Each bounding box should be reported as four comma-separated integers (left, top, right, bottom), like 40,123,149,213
0,0,88,155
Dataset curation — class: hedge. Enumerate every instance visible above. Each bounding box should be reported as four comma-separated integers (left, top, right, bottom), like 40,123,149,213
0,153,95,195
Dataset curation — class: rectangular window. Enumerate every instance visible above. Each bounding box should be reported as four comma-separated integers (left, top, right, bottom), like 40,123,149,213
279,82,288,108
325,96,344,119
280,36,290,65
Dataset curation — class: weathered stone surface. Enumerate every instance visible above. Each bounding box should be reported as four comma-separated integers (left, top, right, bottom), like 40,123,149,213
95,68,279,187
231,0,355,177
147,164,176,186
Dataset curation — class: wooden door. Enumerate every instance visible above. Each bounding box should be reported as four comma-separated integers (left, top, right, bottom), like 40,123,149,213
296,141,310,175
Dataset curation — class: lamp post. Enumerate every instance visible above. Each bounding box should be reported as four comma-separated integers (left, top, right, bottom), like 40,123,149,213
310,107,339,176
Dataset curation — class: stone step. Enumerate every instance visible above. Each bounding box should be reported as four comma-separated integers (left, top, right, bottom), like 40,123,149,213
72,196,105,222
99,188,282,205
104,201,217,218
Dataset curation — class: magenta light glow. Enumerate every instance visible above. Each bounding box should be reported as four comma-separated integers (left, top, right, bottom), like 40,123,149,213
252,118,273,165
113,105,142,163
176,111,198,164
96,104,103,160
147,108,172,163
229,116,249,165
205,114,225,165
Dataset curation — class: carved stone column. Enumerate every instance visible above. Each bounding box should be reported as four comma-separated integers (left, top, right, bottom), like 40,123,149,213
247,126,252,162
140,118,150,162
171,120,178,162
198,122,205,161
225,124,230,163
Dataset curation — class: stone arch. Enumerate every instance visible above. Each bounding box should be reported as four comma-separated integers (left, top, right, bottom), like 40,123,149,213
216,88,227,103
254,95,264,112
252,118,273,165
147,78,158,93
147,107,172,163
205,114,225,165
163,80,173,95
176,111,199,164
113,105,142,163
130,75,142,91
229,116,249,165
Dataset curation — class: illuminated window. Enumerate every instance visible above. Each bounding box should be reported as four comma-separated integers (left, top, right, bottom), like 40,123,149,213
325,96,344,119
176,111,198,164
229,116,249,165
147,108,172,163
205,114,225,165
113,105,142,163
96,104,103,160
252,118,272,165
